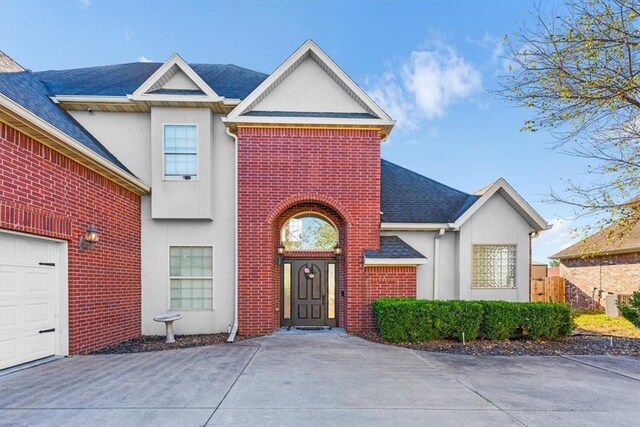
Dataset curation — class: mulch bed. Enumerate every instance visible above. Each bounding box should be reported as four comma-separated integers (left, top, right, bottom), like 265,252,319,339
88,333,260,355
355,330,640,356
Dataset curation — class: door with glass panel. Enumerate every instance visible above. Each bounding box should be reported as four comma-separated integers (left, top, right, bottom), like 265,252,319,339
281,259,337,327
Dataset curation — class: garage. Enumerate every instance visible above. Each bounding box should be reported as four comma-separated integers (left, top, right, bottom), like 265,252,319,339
0,231,67,370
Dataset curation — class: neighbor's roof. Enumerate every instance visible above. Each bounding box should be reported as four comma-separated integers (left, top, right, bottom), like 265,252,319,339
551,220,640,259
364,236,426,259
0,69,130,172
381,159,480,223
34,62,268,99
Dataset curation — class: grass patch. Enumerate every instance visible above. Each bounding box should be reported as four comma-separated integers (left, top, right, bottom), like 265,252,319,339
573,310,640,339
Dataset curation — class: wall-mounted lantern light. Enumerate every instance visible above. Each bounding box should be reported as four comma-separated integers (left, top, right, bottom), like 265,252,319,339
334,245,343,256
276,243,286,265
79,225,100,250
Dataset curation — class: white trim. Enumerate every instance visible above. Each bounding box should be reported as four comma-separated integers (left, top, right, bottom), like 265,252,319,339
454,178,550,232
380,222,455,231
222,115,392,127
364,257,427,266
131,53,222,101
161,123,199,181
51,95,131,104
226,40,394,126
0,95,150,194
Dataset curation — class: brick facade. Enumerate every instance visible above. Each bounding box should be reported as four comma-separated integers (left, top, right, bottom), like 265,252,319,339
237,126,386,334
560,253,640,310
0,122,141,354
365,266,417,329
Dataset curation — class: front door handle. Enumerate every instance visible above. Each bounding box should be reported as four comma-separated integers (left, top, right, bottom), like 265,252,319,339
322,293,326,305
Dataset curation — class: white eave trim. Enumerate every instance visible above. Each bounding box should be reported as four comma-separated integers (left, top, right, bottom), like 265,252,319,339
221,115,393,127
381,222,455,231
364,257,427,266
0,94,150,194
454,178,550,232
51,95,131,104
226,39,394,125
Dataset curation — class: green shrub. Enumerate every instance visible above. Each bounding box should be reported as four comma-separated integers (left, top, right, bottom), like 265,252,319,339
372,298,483,342
372,298,573,343
619,291,640,328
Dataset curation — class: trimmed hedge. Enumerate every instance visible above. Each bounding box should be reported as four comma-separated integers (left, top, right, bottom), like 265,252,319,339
372,298,573,343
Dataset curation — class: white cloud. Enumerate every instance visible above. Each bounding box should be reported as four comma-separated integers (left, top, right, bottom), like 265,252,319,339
366,42,482,129
532,217,580,261
138,56,153,63
79,0,92,8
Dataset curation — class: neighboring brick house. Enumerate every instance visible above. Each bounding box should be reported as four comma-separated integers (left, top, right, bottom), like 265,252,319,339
0,41,549,369
551,221,640,309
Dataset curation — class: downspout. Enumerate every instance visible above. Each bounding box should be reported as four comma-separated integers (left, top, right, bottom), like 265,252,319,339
225,126,239,343
433,228,445,300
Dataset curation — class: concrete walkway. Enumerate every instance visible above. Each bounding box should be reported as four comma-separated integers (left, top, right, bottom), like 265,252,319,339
0,329,638,426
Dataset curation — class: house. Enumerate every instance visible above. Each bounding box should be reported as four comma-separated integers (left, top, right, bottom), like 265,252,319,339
551,220,640,309
0,41,549,370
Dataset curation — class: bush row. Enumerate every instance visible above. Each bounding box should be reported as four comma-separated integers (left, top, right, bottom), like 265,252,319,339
372,298,573,343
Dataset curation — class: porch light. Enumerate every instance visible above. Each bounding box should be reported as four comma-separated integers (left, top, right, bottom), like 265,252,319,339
334,245,343,256
276,243,286,265
79,225,99,250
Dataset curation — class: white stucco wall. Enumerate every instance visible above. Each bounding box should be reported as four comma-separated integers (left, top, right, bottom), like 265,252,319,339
69,111,152,183
72,109,236,335
458,193,531,302
252,57,367,113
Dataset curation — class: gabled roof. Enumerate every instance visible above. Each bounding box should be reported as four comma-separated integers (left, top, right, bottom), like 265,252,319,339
34,62,267,100
224,40,394,135
381,159,479,224
454,178,550,232
551,220,640,259
0,69,129,171
131,53,220,101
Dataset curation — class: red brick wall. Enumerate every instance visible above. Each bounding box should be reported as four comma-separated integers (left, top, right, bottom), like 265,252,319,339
237,127,381,334
0,122,141,354
366,266,417,329
560,253,640,309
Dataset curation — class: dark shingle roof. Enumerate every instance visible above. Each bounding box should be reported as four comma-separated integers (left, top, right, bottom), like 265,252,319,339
34,63,268,99
0,70,130,172
381,159,479,223
364,236,426,259
242,111,378,119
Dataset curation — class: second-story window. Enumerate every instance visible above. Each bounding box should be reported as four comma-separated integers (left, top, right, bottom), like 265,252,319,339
164,124,197,180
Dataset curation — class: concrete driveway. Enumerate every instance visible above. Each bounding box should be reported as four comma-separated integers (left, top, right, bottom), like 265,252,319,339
0,329,638,426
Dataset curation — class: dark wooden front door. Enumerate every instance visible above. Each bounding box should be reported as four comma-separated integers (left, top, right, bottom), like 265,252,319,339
282,259,337,327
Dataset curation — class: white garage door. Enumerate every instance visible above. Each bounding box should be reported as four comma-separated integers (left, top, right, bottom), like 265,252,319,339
1,232,58,370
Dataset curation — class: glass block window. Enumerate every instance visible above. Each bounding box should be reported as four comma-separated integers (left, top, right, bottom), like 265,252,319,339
170,246,213,309
472,245,516,288
164,124,197,178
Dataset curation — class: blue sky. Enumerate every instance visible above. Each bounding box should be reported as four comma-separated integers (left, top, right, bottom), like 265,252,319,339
0,0,589,261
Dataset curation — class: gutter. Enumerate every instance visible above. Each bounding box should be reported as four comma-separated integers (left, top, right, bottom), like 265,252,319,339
225,126,239,343
433,228,445,299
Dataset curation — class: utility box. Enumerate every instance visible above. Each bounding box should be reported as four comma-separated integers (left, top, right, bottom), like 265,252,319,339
605,293,619,317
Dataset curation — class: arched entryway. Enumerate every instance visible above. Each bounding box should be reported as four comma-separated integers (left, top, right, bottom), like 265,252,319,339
273,204,346,328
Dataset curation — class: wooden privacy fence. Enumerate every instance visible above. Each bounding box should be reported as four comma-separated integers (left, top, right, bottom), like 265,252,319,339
530,277,566,303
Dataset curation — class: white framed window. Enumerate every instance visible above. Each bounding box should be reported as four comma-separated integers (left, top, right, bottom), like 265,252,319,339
169,246,213,309
163,124,197,180
472,245,516,288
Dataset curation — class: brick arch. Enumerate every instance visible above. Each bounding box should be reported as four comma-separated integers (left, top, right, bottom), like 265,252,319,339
266,193,354,226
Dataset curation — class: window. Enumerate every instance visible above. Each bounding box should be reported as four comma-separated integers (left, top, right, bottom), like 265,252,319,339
281,213,338,250
472,245,516,288
164,124,197,179
169,246,213,309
